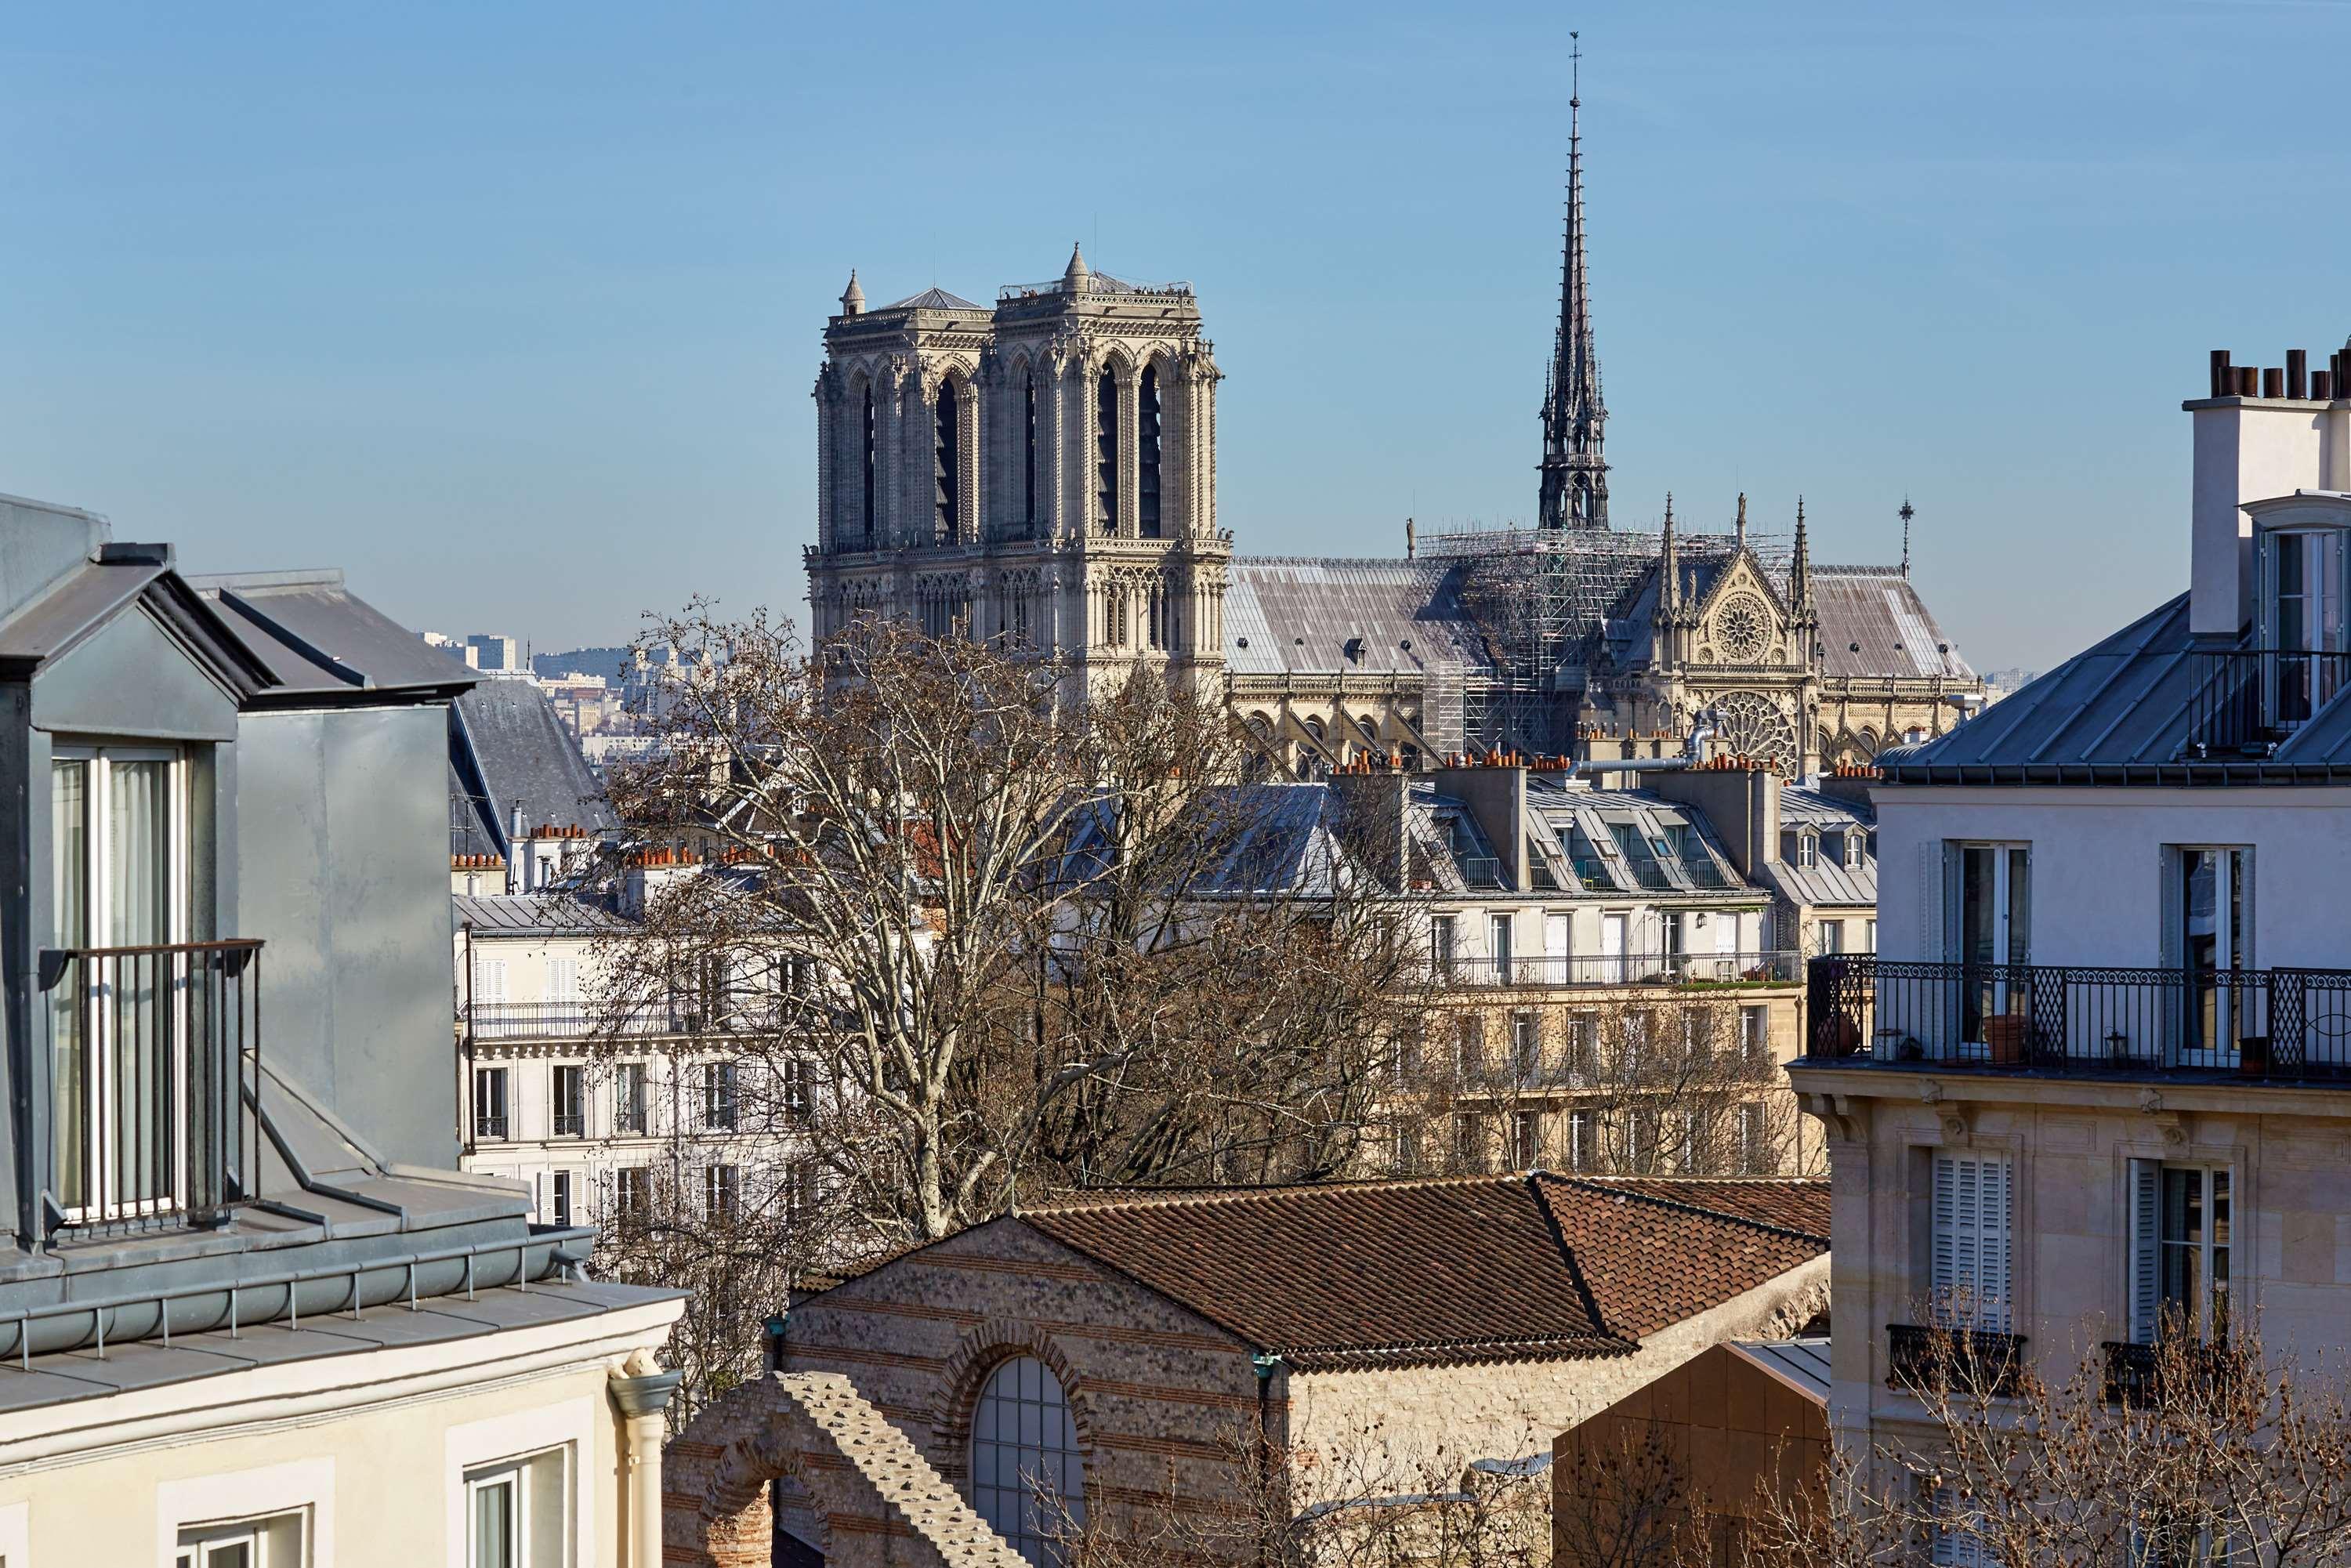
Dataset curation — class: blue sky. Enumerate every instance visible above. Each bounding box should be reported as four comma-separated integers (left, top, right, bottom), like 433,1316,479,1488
5,2,2346,672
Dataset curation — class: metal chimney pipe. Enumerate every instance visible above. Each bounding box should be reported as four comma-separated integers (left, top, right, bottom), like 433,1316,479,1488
2238,365,2262,397
2317,370,2336,403
2211,348,2233,397
2289,349,2309,400
2263,368,2285,400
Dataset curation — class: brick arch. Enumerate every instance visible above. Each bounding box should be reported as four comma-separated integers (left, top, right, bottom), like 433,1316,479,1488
931,1316,1097,1493
666,1371,1030,1568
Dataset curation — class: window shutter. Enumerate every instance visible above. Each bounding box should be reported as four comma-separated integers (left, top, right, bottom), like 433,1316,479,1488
1924,842,1949,961
1933,1152,2013,1327
2130,1158,2161,1345
2157,849,2183,972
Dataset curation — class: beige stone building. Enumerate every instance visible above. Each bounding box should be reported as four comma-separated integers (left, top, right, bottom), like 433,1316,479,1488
728,1175,1827,1566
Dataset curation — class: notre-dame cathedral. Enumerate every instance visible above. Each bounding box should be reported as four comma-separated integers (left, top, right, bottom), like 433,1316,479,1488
805,103,1981,778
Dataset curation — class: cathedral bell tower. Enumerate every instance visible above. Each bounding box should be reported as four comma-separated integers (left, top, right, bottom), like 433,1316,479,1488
806,248,1231,697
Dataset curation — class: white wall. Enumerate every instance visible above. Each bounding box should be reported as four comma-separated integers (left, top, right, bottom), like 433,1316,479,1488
1874,785,2351,969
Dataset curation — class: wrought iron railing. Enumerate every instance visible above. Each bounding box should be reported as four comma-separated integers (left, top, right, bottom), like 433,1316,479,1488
1806,956,2351,1077
2185,649,2351,756
1888,1322,2029,1396
466,999,784,1041
2101,1338,2246,1407
1433,952,1801,989
39,939,263,1232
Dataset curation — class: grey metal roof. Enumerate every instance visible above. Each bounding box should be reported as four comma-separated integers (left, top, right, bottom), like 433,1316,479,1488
1223,557,1496,677
880,286,987,312
189,569,479,696
455,892,632,936
0,1277,676,1417
1769,787,1876,908
1726,1334,1831,1403
1813,567,1975,681
450,676,621,856
1875,593,2351,784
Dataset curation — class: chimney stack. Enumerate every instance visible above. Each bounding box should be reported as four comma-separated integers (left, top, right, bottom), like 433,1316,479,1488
2288,349,2309,400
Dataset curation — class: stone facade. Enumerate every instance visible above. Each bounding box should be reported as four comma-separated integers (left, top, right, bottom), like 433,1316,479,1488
666,1371,1032,1568
806,250,1232,701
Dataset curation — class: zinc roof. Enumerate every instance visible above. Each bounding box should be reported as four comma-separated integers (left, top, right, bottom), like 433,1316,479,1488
1223,557,1495,677
1813,567,1975,681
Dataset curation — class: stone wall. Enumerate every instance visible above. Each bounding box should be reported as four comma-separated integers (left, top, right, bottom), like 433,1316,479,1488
1287,1255,1831,1493
665,1371,1032,1568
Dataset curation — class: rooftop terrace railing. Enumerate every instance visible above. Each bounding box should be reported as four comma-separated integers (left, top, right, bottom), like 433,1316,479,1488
1805,955,2351,1078
2184,649,2351,756
40,939,263,1233
466,998,786,1042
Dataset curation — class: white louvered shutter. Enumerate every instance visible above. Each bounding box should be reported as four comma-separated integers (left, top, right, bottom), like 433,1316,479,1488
1933,1152,2013,1329
2129,1159,2162,1345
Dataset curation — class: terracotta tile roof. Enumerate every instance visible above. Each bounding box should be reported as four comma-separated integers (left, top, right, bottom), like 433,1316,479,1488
1012,1173,1828,1371
1531,1178,1830,1341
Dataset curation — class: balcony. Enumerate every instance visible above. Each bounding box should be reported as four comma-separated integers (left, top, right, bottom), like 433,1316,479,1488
2185,648,2351,757
1887,1322,2029,1396
466,998,783,1042
2101,1338,2246,1407
1430,951,1801,990
1805,956,2351,1080
39,939,263,1233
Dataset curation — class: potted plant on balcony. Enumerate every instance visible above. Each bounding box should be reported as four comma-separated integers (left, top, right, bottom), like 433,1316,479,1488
2237,1034,2272,1078
1983,1012,2032,1066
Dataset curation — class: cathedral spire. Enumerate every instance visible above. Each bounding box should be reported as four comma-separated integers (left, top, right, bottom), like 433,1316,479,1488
1659,492,1679,614
1899,495,1914,579
1538,33,1608,531
1790,496,1813,615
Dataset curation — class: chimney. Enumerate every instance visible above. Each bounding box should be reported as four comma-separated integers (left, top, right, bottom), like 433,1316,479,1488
2289,349,2309,400
2188,347,2342,636
1430,759,1530,892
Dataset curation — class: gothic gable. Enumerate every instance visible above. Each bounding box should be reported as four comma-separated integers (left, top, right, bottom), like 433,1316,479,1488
1689,552,1795,669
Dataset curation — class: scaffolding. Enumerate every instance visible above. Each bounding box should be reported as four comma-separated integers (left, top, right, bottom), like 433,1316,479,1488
1416,524,1792,754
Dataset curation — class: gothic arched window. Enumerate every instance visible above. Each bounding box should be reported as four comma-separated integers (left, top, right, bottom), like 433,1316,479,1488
1095,371,1119,534
860,386,877,542
1021,370,1038,537
970,1355,1086,1566
1138,365,1162,538
935,382,960,543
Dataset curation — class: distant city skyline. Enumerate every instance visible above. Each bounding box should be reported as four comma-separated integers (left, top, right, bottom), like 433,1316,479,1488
7,3,2349,671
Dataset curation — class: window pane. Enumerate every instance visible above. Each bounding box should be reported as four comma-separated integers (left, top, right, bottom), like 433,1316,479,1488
473,1477,516,1568
970,1356,1085,1566
52,760,89,1211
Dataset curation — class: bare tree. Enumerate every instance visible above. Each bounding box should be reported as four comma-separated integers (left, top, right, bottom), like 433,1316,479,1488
1389,992,1811,1179
596,609,1418,1258
1744,1311,2351,1568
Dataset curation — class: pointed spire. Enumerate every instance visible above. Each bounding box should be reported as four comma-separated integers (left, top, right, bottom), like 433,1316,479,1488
1898,496,1915,579
1660,491,1679,612
1538,32,1607,531
1736,491,1748,551
840,268,865,317
1064,241,1091,288
1790,496,1813,614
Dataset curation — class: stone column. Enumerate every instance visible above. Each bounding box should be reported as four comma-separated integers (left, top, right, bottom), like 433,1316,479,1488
609,1349,682,1568
1116,363,1139,539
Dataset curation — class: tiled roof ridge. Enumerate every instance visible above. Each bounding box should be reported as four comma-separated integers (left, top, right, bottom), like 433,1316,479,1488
1023,1171,1526,1211
1538,1174,1831,1247
1277,1328,1636,1366
1230,554,1446,570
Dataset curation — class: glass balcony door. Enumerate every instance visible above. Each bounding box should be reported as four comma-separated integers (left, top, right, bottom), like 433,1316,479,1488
1955,845,2030,1053
51,748,187,1222
2179,849,2248,1068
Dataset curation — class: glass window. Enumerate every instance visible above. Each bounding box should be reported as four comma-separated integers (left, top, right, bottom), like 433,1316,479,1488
175,1509,306,1566
706,1163,741,1222
50,748,187,1222
616,1062,648,1135
551,1065,585,1138
1567,1108,1596,1172
473,1068,509,1142
463,1447,567,1567
704,1061,739,1131
971,1355,1087,1566
1429,915,1457,979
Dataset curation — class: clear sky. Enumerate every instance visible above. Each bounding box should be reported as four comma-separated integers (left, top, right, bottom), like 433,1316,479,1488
5,2,2346,673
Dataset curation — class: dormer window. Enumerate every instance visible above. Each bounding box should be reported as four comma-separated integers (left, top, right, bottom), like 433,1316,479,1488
2260,525,2347,655
1797,832,1819,870
1843,831,1866,869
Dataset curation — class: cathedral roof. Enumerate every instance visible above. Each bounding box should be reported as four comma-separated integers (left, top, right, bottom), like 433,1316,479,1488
1811,565,1975,681
1223,556,1496,677
878,286,987,312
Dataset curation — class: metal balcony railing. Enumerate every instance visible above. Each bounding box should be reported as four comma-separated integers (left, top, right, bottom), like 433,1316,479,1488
1431,952,1801,989
39,939,264,1233
2185,648,2351,756
465,999,785,1041
1888,1322,2029,1396
1806,956,2351,1078
2100,1338,2246,1407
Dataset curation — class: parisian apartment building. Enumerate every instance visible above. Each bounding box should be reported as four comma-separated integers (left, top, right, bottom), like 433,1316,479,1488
1789,339,2351,1552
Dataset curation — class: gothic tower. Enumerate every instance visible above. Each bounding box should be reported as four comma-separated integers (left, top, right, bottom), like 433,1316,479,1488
807,248,1231,697
1537,40,1608,532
